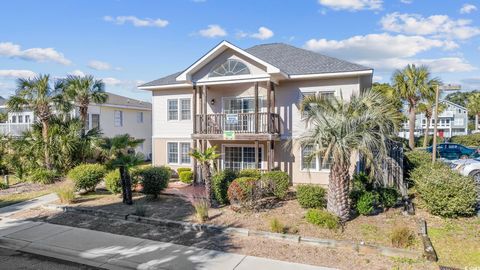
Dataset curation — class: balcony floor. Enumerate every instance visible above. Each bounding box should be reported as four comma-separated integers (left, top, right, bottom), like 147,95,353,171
191,133,280,141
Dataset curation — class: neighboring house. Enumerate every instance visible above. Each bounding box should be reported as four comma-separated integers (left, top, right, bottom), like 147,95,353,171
0,92,152,159
139,41,373,185
398,100,468,139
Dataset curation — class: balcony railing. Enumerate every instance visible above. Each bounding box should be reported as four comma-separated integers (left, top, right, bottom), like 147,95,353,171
0,123,32,136
194,112,280,134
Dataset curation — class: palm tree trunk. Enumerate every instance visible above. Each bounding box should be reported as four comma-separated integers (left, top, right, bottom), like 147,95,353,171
79,106,88,136
119,166,133,205
423,116,431,148
41,120,51,169
408,105,416,149
202,163,212,204
327,160,351,222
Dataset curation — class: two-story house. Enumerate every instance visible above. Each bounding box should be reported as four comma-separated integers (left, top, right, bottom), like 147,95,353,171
398,100,468,139
139,41,373,185
0,92,153,159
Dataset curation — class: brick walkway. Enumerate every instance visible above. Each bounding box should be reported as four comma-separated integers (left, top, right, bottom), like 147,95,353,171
163,182,207,200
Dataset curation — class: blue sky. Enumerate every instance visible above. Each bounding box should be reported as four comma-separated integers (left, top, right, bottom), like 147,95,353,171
1,0,479,101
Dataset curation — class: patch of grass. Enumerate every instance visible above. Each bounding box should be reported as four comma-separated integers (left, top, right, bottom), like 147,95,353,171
428,218,480,268
269,218,286,233
359,224,382,242
134,203,147,217
0,190,52,208
390,226,415,248
54,183,76,204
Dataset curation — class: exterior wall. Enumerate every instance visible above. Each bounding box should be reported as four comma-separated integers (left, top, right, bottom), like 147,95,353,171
152,137,192,170
92,104,152,158
152,88,193,139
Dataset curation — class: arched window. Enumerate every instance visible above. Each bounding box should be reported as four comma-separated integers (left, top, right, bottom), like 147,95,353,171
209,59,250,77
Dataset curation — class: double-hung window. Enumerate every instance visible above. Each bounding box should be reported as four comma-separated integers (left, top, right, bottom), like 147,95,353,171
180,99,191,120
92,114,100,129
137,112,144,123
167,142,191,164
167,99,191,121
301,144,332,171
114,110,123,127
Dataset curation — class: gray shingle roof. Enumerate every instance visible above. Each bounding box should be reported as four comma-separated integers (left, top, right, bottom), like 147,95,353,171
102,92,152,109
140,43,371,88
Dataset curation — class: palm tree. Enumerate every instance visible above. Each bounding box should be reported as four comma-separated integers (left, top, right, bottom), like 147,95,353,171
393,65,439,149
417,99,446,148
62,75,107,134
467,93,480,131
190,146,220,204
99,134,144,205
299,90,401,221
6,74,60,169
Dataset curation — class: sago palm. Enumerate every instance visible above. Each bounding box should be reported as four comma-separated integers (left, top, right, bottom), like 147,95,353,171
6,74,61,169
99,134,144,205
299,90,401,221
62,75,107,134
190,146,220,204
467,93,480,131
393,64,439,149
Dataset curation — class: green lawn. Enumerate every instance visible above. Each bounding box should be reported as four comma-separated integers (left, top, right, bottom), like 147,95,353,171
0,189,53,208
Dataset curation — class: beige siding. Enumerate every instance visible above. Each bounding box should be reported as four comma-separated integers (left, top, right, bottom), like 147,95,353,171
152,88,193,139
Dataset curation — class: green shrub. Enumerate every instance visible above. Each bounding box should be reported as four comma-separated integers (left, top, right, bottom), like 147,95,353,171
305,209,339,230
451,133,480,147
179,171,193,184
28,168,58,184
411,162,477,217
227,177,259,207
269,218,286,233
67,164,106,191
260,171,290,199
352,172,373,192
104,170,122,194
296,184,326,209
356,192,378,216
212,169,238,205
391,227,415,248
141,166,171,198
379,188,399,209
54,184,75,204
193,198,209,223
177,167,192,174
238,169,261,179
134,203,147,216
0,182,9,189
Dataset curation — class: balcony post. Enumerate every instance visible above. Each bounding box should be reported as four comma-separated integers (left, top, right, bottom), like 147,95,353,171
267,140,271,171
254,82,259,134
272,83,276,114
192,85,198,183
267,81,271,133
255,140,259,169
203,85,208,134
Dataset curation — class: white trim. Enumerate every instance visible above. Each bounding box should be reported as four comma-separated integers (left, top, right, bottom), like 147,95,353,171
166,141,192,166
153,136,192,139
138,83,191,90
176,41,282,82
289,70,373,80
166,98,191,122
92,103,152,111
221,143,264,170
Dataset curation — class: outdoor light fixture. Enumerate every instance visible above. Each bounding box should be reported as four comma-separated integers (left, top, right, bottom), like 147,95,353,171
210,99,215,105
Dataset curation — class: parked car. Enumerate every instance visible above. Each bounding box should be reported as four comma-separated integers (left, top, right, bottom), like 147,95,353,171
451,158,480,193
426,143,478,160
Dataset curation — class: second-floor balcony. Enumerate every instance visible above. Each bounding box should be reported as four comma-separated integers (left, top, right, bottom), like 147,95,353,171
194,112,280,136
0,123,32,137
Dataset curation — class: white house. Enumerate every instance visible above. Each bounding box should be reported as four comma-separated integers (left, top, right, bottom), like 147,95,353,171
139,41,373,185
0,92,152,159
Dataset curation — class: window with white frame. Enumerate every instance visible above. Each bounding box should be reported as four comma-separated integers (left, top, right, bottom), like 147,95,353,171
167,100,178,120
301,144,332,171
25,115,30,123
18,115,23,123
224,146,262,170
11,115,16,123
454,118,464,126
167,142,191,164
137,112,144,123
91,114,100,129
167,99,191,121
180,99,191,120
114,110,123,127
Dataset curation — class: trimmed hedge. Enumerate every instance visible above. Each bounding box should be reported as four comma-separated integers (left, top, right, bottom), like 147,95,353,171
238,169,261,179
296,184,326,209
260,171,290,199
411,162,477,217
141,166,171,198
179,171,193,184
451,133,480,147
177,167,192,174
68,164,106,191
104,170,122,194
305,209,339,230
212,169,238,205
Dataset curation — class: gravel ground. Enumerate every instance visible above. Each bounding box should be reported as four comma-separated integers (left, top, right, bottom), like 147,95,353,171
11,208,436,270
0,182,48,196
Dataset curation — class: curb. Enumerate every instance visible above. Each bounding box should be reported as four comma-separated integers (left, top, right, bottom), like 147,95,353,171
42,204,422,260
418,218,438,262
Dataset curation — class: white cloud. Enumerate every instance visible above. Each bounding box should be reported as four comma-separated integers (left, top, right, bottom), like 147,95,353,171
68,70,86,77
102,77,123,86
0,42,71,65
380,12,480,40
400,0,413,4
103,15,169,28
318,0,382,11
460,4,477,14
373,75,383,81
88,60,111,71
304,33,457,60
360,57,475,73
250,27,274,40
0,69,37,79
198,25,227,38
237,27,274,40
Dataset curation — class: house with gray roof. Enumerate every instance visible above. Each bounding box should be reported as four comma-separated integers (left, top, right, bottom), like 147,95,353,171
139,41,373,185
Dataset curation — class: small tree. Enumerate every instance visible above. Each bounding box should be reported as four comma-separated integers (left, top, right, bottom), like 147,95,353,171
190,146,220,204
99,134,144,205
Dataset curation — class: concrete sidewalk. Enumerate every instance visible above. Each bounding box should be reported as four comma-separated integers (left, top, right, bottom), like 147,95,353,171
0,218,335,270
0,193,58,217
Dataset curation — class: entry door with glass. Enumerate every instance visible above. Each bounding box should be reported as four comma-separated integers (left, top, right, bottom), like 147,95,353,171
224,146,262,170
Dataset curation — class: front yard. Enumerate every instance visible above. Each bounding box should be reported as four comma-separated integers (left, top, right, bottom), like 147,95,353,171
0,177,61,208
